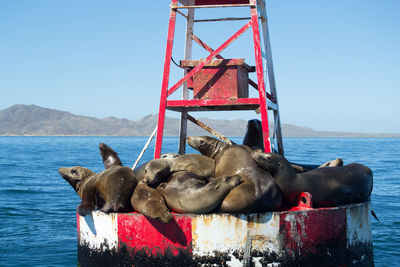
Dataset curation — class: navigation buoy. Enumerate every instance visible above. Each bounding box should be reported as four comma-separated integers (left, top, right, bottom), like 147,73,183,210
77,201,373,266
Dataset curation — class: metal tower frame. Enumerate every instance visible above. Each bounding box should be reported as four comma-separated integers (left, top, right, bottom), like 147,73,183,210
154,0,283,158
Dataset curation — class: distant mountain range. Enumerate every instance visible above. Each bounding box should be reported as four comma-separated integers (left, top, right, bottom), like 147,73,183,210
0,104,398,137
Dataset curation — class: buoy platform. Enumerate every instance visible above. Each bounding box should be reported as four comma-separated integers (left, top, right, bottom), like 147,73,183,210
77,201,373,266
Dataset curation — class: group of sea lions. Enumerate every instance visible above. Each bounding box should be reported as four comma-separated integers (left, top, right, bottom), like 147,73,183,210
59,119,373,223
59,142,242,223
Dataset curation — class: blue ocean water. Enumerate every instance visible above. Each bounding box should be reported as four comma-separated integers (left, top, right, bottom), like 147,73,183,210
0,136,398,266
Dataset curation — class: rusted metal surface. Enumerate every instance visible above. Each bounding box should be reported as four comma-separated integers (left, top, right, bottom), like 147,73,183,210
180,59,250,100
77,201,373,266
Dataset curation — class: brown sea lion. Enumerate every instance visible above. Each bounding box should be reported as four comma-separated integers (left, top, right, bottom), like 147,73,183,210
186,136,282,213
59,165,137,216
133,153,182,181
251,151,373,207
99,143,123,169
143,154,215,186
242,119,343,173
131,181,173,223
243,119,264,150
156,171,241,214
98,143,174,222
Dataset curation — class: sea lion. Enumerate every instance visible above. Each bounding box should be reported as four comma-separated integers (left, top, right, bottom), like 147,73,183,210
99,143,123,169
98,143,173,222
251,151,373,207
131,181,173,223
186,136,282,213
156,171,241,214
99,142,180,182
243,119,264,150
143,154,215,186
133,153,182,181
59,165,137,216
242,119,343,173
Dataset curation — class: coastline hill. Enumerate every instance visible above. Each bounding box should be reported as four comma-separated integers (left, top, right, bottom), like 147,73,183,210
0,104,398,137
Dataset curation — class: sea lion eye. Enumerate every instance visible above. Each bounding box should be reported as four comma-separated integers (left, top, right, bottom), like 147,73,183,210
71,169,77,174
278,162,283,168
199,139,205,144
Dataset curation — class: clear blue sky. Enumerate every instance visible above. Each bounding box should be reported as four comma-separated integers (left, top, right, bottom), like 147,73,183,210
1,0,399,133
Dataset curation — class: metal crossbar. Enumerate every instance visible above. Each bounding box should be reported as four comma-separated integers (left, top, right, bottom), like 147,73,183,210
154,0,284,158
166,21,252,97
171,4,254,9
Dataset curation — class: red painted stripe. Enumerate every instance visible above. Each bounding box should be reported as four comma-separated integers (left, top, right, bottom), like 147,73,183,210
279,208,346,255
167,97,260,107
118,213,193,256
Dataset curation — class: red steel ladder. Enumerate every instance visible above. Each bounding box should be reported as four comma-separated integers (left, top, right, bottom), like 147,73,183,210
154,0,283,158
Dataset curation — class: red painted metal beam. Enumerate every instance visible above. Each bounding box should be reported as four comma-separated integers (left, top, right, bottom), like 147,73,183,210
155,0,178,159
194,0,250,5
167,21,252,97
250,0,272,152
167,98,260,107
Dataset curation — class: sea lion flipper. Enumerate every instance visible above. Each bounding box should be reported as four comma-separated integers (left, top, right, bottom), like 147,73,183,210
99,143,123,169
100,203,113,214
371,209,380,223
77,201,94,216
132,182,173,224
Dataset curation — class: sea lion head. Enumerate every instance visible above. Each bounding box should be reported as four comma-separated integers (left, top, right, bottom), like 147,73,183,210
132,181,173,224
99,143,123,169
251,152,289,176
186,136,228,158
143,159,172,186
243,119,264,150
58,166,95,196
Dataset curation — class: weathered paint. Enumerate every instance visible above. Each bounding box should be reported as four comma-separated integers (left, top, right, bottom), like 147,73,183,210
180,59,250,100
192,213,280,258
346,201,372,246
77,201,373,266
78,211,118,251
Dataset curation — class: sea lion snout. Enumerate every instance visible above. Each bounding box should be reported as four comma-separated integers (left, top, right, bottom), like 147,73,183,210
58,167,68,180
186,136,195,145
58,167,75,181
